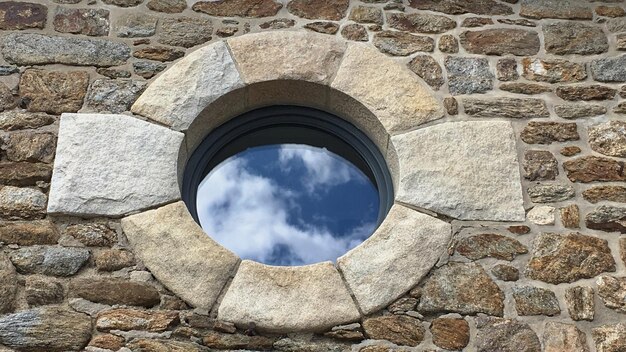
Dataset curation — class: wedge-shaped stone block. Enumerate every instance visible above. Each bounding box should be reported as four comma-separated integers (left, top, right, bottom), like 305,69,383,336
337,205,451,314
218,260,360,332
391,121,524,221
228,31,346,84
48,113,183,217
332,43,444,135
131,41,244,130
121,202,239,309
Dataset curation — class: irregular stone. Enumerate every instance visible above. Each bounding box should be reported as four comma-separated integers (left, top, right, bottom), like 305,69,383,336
127,340,208,352
588,121,626,157
521,58,586,83
520,0,592,19
521,121,579,144
53,7,110,36
418,262,504,316
618,34,626,51
338,205,451,314
48,113,183,217
557,85,616,101
0,307,91,352
0,186,46,220
203,332,276,350
89,334,125,351
96,308,179,332
373,31,434,55
131,41,244,130
410,0,513,15
563,156,626,183
456,233,527,261
560,204,580,228
508,225,530,235
0,83,15,112
305,21,339,34
498,18,537,26
586,205,626,233
561,146,582,156
496,58,518,81
430,318,469,350
3,132,56,163
219,260,359,332
349,6,382,24
0,110,55,131
491,264,519,281
69,298,110,317
500,82,551,95
0,1,47,29
543,322,590,352
565,286,594,321
133,61,166,79
95,249,134,272
596,5,625,17
528,205,555,225
528,184,575,203
115,13,157,37
363,315,425,347
341,23,368,41
388,298,418,314
512,286,560,316
387,13,455,34
133,46,184,62
544,22,608,55
324,326,364,341
462,17,493,27
96,67,131,79
19,69,89,115
70,278,160,307
526,232,616,284
147,0,186,13
193,0,281,17
597,275,626,313
445,57,493,95
158,17,213,48
0,65,17,76
25,275,64,306
287,0,348,20
0,160,52,185
0,252,16,314
2,33,130,66
607,17,626,33
259,18,294,29
102,0,143,6
592,55,626,83
555,104,607,119
584,186,626,203
408,55,444,90
0,220,58,245
64,223,116,247
460,29,540,56
463,98,549,118
613,102,626,114
216,25,238,37
523,150,558,181
10,245,89,276
475,317,541,352
85,79,146,114
439,34,458,53
592,323,626,352
443,97,458,115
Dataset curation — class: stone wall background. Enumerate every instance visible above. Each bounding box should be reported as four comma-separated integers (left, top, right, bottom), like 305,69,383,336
0,0,625,351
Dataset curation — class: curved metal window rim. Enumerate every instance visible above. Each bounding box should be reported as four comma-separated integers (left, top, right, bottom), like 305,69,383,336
182,105,394,231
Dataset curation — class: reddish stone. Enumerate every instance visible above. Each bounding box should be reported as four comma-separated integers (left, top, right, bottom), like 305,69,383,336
193,0,282,17
556,85,616,101
0,1,47,30
287,0,349,20
19,69,89,115
53,7,110,36
430,318,469,350
304,21,339,34
563,156,626,183
410,0,513,15
521,122,579,145
461,29,540,56
133,46,184,62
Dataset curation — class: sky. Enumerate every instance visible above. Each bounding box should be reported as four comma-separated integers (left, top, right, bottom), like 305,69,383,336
196,144,379,266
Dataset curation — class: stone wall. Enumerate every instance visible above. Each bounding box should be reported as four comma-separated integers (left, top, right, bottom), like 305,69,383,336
0,0,625,351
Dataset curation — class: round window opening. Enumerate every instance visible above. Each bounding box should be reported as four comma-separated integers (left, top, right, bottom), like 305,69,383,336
182,106,393,266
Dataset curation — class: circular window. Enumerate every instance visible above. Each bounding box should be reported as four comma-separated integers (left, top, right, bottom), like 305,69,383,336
182,106,393,266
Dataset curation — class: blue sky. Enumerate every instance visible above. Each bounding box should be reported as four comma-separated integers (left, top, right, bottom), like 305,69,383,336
196,144,379,266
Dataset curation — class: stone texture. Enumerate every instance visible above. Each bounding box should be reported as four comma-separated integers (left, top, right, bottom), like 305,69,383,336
430,318,469,350
463,98,549,118
555,104,607,119
147,0,186,12
53,7,110,36
0,1,47,30
64,223,116,247
332,43,443,134
25,275,64,306
0,110,55,131
9,245,89,276
597,275,626,313
0,83,15,112
96,308,179,332
456,233,527,261
3,132,56,164
526,232,616,284
363,315,425,347
95,249,135,271
561,146,582,156
392,121,524,221
341,24,368,41
410,0,513,15
193,0,281,17
219,260,360,332
122,202,239,309
556,85,616,101
373,31,434,55
444,97,458,115
89,334,124,351
0,163,48,187
0,307,91,352
475,317,541,352
70,278,160,307
350,6,382,24
588,121,626,157
259,18,294,30
158,17,213,48
48,113,183,216
591,55,626,82
115,13,157,37
128,340,208,352
496,58,518,81
0,252,16,314
543,322,590,352
462,17,493,27
132,41,243,130
19,69,89,115
2,33,130,66
544,22,608,55
512,286,560,316
133,46,184,62
407,55,444,90
460,29,540,56
593,323,626,352
0,220,58,245
203,332,276,350
96,67,131,79
520,0,592,19
596,5,625,17
388,298,417,314
508,225,531,235
418,262,504,316
445,57,493,95
561,204,580,228
584,186,626,203
286,0,348,20
499,82,551,95
387,13,455,34
491,264,519,281
102,0,142,6
586,206,626,233
439,34,458,53
305,21,339,34
528,205,556,225
528,184,575,203
523,150,558,181
521,58,586,83
85,79,146,113
0,186,47,220
565,286,594,321
521,121,579,144
337,205,451,314
563,156,626,183
133,61,166,79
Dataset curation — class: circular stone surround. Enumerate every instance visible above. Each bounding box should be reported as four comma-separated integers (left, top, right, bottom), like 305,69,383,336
46,31,526,332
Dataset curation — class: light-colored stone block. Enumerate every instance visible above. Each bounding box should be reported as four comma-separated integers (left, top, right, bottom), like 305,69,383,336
218,260,360,332
227,31,346,84
337,205,451,314
131,41,244,130
121,202,239,309
48,113,183,217
331,43,444,135
391,121,525,221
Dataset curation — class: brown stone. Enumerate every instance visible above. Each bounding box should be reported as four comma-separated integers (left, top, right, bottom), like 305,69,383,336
96,308,179,332
0,110,55,131
89,334,124,351
158,17,213,48
349,5,382,24
160,295,189,311
96,67,131,79
597,275,626,313
102,0,143,6
526,232,616,284
0,220,58,245
520,0,592,20
70,278,160,307
588,121,626,157
324,327,364,341
203,332,276,350
0,83,15,112
544,22,608,55
0,1,47,30
496,58,518,81
565,286,594,321
560,204,580,229
127,339,207,352
555,104,607,119
556,85,616,101
596,5,625,17
341,23,368,41
133,46,185,62
475,317,541,352
521,58,586,83
584,186,626,203
3,132,56,164
373,31,434,55
64,223,116,247
456,233,527,261
621,237,626,266
563,156,626,183
410,0,513,15
500,82,551,95
592,323,626,352
614,102,626,114
586,205,626,233
560,146,582,156
430,318,469,350
25,275,64,306
388,297,418,314
512,286,560,316
0,162,52,187
147,0,186,13
443,97,458,115
95,249,135,271
460,29,540,56
258,18,294,30
498,18,537,27
438,34,458,53
286,0,348,20
304,21,339,34
19,69,89,115
521,122,579,144
523,150,558,181
363,315,425,347
508,225,530,235
0,252,16,314
543,322,590,352
407,55,444,90
387,13,456,34
53,7,110,36
0,186,47,221
491,264,519,281
463,98,549,118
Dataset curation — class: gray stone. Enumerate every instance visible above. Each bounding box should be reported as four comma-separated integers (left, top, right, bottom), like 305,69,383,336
349,6,383,24
592,55,626,82
64,223,116,247
528,184,575,203
527,205,555,225
565,286,594,321
523,150,558,181
122,202,239,309
133,61,166,79
337,205,451,314
586,206,626,233
0,252,16,314
520,0,592,19
543,322,590,352
0,110,55,131
512,286,560,316
597,276,626,313
588,121,626,157
445,57,494,95
593,323,626,352
555,104,607,119
194,0,282,17
85,79,146,114
475,317,541,352
286,0,347,20
410,0,513,15
544,22,608,55
392,121,524,221
521,121,579,144
97,67,131,79
0,66,17,76
387,13,456,34
373,31,434,55
158,17,213,48
53,7,110,36
48,113,183,217
2,33,130,67
115,13,158,37
463,98,549,118
0,186,47,220
69,298,110,317
9,245,89,276
456,233,527,261
147,0,186,12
